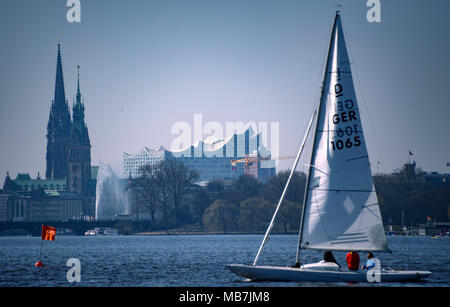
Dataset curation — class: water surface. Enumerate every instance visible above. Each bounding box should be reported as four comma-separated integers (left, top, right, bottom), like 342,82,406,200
0,234,448,287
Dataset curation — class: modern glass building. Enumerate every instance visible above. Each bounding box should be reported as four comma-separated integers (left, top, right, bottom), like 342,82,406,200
123,146,166,179
123,127,276,183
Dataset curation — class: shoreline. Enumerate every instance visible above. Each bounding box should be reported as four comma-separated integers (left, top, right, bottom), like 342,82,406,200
133,231,298,236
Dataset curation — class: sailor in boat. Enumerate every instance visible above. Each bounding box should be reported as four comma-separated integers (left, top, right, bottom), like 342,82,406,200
361,252,376,270
297,251,341,270
323,251,340,268
345,252,360,271
297,251,342,271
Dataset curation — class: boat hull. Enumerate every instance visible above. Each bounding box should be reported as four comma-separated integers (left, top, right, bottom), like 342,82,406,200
226,264,431,283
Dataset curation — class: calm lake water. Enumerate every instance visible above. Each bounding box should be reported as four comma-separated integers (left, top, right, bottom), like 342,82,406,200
0,234,448,287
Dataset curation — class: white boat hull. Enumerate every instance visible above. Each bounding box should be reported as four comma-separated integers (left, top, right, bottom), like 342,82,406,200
227,264,431,283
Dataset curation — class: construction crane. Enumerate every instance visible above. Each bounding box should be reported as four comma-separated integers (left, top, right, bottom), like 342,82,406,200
230,155,295,168
230,155,296,180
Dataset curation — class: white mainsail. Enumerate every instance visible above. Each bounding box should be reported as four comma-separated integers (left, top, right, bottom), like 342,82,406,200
299,13,388,252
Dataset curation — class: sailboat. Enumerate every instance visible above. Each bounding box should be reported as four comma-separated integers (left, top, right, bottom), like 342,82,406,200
227,11,431,283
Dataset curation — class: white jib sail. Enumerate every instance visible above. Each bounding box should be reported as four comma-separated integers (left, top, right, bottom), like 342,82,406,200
300,13,388,252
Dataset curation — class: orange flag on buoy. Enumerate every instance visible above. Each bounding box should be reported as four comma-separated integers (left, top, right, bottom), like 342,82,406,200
35,225,56,267
41,225,56,241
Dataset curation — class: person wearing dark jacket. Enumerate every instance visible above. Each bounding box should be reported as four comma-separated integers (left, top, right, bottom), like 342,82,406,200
323,251,340,267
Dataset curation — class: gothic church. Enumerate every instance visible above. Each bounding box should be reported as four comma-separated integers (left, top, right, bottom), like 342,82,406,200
46,42,92,197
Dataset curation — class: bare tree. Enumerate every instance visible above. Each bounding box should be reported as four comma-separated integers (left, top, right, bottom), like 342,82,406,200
162,159,199,226
128,164,160,224
128,160,199,229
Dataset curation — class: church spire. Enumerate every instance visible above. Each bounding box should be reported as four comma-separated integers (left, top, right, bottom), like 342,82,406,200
71,64,90,144
67,65,91,196
76,65,81,104
54,39,66,106
46,39,72,180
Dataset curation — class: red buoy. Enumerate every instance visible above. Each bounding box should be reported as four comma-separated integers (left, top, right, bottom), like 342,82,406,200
35,261,44,267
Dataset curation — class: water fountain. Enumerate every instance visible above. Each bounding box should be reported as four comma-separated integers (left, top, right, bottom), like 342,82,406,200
95,164,129,220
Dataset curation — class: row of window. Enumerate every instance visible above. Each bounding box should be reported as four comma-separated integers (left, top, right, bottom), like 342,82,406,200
8,199,83,220
20,184,66,191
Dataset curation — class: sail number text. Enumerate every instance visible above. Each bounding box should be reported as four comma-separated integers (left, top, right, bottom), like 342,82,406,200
331,83,362,151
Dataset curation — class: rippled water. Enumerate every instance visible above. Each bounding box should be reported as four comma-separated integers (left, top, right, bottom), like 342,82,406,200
0,234,448,287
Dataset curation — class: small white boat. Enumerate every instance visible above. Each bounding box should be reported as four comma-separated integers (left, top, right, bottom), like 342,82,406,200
227,11,431,283
85,229,96,236
227,264,431,283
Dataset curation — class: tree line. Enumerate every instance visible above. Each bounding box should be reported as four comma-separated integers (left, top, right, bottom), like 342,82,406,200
200,172,305,233
375,175,450,227
128,160,449,233
128,160,305,233
128,159,199,229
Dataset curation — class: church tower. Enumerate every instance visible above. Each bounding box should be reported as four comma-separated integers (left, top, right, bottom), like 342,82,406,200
67,66,91,196
46,41,72,179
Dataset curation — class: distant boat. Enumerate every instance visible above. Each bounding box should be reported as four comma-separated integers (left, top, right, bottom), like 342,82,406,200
227,11,431,283
85,229,97,236
84,228,105,236
84,227,117,236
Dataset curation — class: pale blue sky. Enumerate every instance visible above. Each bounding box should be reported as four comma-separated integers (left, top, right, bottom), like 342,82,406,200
1,0,449,179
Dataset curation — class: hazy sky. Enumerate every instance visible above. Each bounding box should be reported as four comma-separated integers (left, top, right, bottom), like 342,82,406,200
1,0,449,180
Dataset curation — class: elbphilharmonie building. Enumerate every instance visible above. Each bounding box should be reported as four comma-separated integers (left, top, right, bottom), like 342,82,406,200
123,127,276,183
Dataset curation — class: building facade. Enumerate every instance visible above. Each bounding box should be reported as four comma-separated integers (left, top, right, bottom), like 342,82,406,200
6,173,66,192
123,127,276,183
0,190,84,222
123,147,165,179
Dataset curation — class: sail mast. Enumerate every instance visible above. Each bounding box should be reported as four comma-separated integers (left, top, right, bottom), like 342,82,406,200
294,11,341,266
